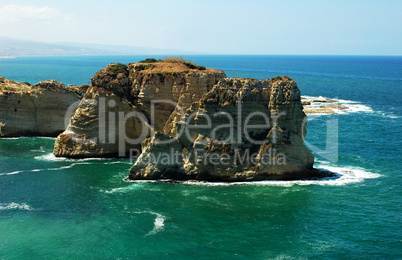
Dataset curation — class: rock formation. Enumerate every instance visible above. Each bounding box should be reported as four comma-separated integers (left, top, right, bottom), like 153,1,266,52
1,60,327,180
53,62,226,158
301,96,349,114
129,76,321,181
0,78,83,137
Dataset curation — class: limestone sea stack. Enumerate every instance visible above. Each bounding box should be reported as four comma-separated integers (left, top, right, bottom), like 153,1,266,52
53,61,226,158
129,76,319,181
0,78,83,137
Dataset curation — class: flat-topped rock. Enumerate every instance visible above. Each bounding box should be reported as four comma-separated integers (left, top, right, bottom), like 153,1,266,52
53,61,226,158
0,79,84,137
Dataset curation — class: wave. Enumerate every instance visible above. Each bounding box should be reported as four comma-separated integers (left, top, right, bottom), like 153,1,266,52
107,160,134,165
133,211,166,236
34,153,132,164
196,196,230,207
128,164,379,187
302,95,400,119
0,202,33,211
0,170,23,176
34,153,68,161
0,137,56,140
302,95,374,115
31,146,46,153
371,110,401,119
47,162,93,171
103,184,142,194
0,161,94,176
146,212,166,236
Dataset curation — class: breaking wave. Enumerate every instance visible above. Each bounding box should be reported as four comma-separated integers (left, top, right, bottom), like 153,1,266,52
128,164,380,187
0,203,34,211
302,95,400,118
133,211,166,236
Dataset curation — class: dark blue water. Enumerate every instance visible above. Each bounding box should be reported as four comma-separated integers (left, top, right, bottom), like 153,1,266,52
0,55,401,259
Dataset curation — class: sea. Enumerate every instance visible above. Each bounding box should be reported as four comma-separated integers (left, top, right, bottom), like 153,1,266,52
0,55,401,259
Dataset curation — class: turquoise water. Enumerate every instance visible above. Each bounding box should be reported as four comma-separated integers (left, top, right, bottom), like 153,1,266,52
0,56,401,259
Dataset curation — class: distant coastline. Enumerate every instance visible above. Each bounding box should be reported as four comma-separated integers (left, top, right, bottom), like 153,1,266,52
0,56,18,59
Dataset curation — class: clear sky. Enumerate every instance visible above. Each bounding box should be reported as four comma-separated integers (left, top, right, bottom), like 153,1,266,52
0,0,401,55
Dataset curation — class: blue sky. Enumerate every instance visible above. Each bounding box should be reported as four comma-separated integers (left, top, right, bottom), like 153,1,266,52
0,0,401,55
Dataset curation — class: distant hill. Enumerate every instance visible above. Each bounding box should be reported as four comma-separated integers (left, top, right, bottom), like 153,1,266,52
0,37,189,57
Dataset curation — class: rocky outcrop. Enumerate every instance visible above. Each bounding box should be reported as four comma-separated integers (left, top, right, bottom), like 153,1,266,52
129,76,321,181
0,78,83,137
302,96,349,114
53,62,226,158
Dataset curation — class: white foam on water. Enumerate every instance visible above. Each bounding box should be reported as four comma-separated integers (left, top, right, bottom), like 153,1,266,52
196,196,230,207
173,165,381,187
34,153,116,162
133,211,166,236
103,184,142,194
302,95,328,100
126,179,172,184
36,137,57,140
0,161,96,176
31,146,46,153
375,111,400,119
340,102,373,114
34,153,66,161
0,137,56,140
0,202,33,211
303,95,400,119
1,168,49,176
146,213,166,236
0,170,23,176
106,160,133,165
47,162,93,171
78,157,114,162
302,95,374,115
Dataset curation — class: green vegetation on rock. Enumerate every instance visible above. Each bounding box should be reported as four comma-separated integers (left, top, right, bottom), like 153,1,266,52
2,86,17,92
138,58,159,63
107,63,129,77
183,62,206,70
272,76,293,82
138,56,207,70
134,64,155,71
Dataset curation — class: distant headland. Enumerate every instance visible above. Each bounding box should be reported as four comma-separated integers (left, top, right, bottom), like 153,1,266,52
0,37,195,57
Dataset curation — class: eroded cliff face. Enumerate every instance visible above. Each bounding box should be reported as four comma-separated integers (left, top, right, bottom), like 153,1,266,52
53,62,226,158
129,77,317,181
0,79,82,137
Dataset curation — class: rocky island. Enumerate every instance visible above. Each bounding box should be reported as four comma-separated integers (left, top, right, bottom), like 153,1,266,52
129,76,320,181
1,58,336,181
